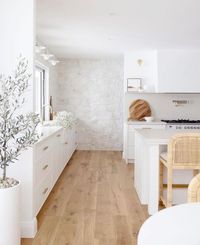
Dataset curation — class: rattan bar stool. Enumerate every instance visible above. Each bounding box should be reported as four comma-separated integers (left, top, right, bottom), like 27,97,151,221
160,133,200,207
188,173,200,202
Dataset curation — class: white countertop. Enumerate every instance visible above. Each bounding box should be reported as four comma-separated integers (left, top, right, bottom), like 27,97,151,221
135,129,200,144
35,126,63,144
127,120,166,125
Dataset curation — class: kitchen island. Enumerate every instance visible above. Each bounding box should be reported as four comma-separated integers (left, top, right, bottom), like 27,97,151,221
134,129,200,215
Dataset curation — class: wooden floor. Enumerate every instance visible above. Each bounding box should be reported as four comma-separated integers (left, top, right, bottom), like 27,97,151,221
22,150,148,245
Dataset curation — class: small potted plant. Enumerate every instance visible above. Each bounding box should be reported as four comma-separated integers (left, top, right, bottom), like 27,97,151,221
56,111,76,129
0,57,39,245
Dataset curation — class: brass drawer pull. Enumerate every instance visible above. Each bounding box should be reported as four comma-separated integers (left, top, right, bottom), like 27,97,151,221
64,142,68,145
57,134,61,137
43,164,48,170
43,187,48,195
43,146,48,151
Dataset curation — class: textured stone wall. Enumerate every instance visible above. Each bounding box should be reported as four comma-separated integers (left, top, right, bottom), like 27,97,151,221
56,59,124,151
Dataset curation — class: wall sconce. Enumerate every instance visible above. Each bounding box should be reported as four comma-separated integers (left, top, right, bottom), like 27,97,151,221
41,53,54,61
137,59,144,66
36,40,60,65
35,44,46,53
49,60,60,66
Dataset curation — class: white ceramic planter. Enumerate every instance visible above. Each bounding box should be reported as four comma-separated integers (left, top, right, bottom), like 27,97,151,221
0,181,20,245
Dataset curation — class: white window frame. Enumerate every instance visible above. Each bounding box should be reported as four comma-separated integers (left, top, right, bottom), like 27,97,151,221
35,61,50,121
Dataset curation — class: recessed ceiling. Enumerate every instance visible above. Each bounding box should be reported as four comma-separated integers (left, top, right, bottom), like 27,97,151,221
36,0,200,59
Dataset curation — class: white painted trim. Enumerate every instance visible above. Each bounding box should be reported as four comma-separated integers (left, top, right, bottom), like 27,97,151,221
35,60,50,120
35,60,49,74
21,217,37,238
148,145,160,215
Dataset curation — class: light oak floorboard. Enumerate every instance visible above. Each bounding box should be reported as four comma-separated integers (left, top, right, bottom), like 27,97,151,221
22,150,148,245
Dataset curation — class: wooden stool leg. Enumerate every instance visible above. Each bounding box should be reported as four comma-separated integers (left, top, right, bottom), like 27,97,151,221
159,161,163,202
167,167,173,207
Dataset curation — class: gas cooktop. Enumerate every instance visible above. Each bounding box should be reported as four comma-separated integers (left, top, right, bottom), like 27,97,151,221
161,119,200,124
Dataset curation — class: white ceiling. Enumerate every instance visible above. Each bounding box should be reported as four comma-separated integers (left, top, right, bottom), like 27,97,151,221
36,0,200,59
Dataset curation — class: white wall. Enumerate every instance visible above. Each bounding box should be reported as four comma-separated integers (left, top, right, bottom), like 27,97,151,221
124,50,158,92
124,49,200,93
0,0,36,237
57,58,124,151
124,49,200,120
0,0,35,111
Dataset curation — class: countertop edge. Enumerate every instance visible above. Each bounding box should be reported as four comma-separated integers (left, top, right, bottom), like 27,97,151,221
126,121,166,125
35,127,63,145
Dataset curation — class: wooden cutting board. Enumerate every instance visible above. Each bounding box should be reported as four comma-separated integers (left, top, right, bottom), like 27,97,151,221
129,99,151,121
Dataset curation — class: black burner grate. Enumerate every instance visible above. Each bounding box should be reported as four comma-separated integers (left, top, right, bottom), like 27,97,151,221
161,119,200,124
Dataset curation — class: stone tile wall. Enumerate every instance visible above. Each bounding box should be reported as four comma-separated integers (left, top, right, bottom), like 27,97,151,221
56,58,124,151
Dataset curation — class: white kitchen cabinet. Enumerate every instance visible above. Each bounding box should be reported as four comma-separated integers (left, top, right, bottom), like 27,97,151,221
35,138,52,187
123,122,166,163
36,173,52,214
62,128,77,165
33,125,77,217
8,125,77,238
52,131,63,184
156,50,200,93
62,131,71,167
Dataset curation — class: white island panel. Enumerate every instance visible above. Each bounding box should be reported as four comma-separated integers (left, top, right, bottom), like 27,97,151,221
134,129,200,215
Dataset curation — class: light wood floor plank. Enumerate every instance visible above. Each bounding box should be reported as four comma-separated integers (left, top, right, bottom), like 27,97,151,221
22,150,148,245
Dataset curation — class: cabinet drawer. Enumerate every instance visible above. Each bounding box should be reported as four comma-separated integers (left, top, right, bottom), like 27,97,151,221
36,175,51,214
35,140,51,162
36,154,52,184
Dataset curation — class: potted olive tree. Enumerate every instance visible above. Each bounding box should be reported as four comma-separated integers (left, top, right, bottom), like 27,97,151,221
0,57,39,245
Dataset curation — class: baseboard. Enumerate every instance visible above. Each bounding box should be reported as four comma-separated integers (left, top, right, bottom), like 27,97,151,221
122,152,135,164
21,217,37,238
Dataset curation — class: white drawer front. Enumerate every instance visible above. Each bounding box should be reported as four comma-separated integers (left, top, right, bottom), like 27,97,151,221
36,154,52,185
35,140,51,162
54,131,62,140
62,128,70,144
36,175,52,214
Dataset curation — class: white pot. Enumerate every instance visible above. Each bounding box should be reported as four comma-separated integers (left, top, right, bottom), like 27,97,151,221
0,181,20,245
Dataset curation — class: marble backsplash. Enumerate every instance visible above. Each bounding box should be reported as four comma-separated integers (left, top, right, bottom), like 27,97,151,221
125,93,200,121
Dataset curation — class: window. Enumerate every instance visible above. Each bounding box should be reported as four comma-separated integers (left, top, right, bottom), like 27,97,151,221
35,63,49,121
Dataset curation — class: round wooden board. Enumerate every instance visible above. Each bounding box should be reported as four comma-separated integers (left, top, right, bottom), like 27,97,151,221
129,99,151,121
